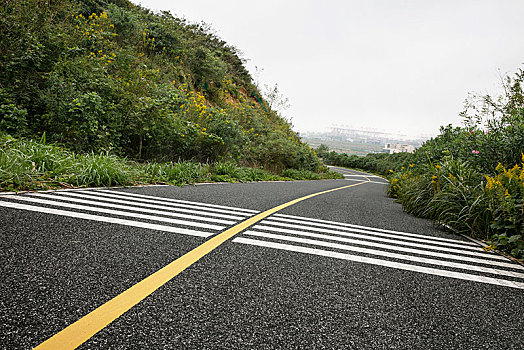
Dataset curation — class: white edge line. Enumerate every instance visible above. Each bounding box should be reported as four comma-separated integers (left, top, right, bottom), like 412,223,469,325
344,179,388,185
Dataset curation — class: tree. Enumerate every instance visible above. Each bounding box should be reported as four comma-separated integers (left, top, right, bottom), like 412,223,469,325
263,83,290,114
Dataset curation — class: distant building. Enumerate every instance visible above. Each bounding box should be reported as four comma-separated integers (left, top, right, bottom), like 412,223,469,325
383,143,415,154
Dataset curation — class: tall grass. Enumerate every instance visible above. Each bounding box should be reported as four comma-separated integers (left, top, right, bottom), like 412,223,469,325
388,156,524,259
0,135,342,191
140,162,204,185
0,134,136,190
71,153,136,187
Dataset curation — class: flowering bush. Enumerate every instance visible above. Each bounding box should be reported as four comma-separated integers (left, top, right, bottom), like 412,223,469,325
484,160,524,257
386,154,524,259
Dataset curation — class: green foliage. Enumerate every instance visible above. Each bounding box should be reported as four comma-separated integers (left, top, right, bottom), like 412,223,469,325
0,0,323,174
282,168,321,180
0,89,28,137
0,133,135,190
139,161,204,185
318,149,413,176
281,168,343,180
71,151,135,186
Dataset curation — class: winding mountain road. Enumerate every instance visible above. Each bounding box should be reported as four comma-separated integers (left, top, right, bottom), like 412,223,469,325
1,167,523,349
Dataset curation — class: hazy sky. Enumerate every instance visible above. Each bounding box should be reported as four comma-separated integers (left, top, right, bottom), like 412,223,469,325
133,0,524,137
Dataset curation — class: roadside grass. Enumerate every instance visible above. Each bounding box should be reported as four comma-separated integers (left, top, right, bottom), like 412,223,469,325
0,135,343,192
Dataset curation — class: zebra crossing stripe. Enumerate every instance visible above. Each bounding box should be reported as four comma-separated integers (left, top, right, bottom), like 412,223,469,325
10,196,226,231
254,224,506,261
262,219,479,250
27,193,235,225
54,191,245,220
243,230,524,279
271,213,479,246
247,227,520,269
233,237,524,290
0,200,213,237
96,189,259,214
92,190,253,216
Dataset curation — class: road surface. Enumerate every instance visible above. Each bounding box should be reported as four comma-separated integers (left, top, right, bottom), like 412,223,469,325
1,167,523,349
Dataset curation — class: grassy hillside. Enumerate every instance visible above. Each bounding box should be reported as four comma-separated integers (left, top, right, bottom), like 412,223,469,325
0,0,326,174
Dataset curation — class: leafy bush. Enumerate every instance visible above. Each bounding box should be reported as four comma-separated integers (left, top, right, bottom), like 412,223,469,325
484,161,524,257
282,169,321,180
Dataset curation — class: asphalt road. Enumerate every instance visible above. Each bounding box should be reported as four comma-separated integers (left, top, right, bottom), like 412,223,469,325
1,167,523,349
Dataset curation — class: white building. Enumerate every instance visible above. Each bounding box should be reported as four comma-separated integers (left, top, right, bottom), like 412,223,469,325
383,143,415,154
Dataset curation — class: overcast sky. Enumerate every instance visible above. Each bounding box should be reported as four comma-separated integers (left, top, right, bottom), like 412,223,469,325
134,0,524,138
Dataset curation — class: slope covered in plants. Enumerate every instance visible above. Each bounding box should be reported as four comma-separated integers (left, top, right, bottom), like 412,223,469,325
0,0,324,174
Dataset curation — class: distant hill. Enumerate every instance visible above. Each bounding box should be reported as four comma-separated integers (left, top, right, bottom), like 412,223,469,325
0,0,322,172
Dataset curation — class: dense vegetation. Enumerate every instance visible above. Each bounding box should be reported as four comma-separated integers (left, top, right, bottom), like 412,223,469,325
318,147,413,176
0,133,343,191
0,0,335,188
318,68,524,259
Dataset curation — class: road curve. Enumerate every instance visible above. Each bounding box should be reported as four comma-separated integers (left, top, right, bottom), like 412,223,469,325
1,169,523,349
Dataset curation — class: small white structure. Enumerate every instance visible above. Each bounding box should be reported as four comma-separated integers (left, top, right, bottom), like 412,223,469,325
383,143,415,154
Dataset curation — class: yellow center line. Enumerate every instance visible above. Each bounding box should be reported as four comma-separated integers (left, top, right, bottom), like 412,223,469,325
35,181,368,349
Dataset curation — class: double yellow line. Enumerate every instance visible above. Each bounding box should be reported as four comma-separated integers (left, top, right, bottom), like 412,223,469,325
36,181,368,349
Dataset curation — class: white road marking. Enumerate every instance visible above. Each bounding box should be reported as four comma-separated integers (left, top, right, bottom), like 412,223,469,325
247,227,521,269
87,190,253,216
254,224,503,260
0,201,212,237
243,231,524,279
10,196,226,231
96,189,259,214
233,237,524,290
27,193,235,225
54,192,245,220
272,213,479,246
343,174,383,178
262,219,479,250
345,179,388,185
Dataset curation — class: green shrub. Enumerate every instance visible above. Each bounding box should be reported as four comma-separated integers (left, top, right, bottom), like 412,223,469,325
282,169,321,180
141,161,203,185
